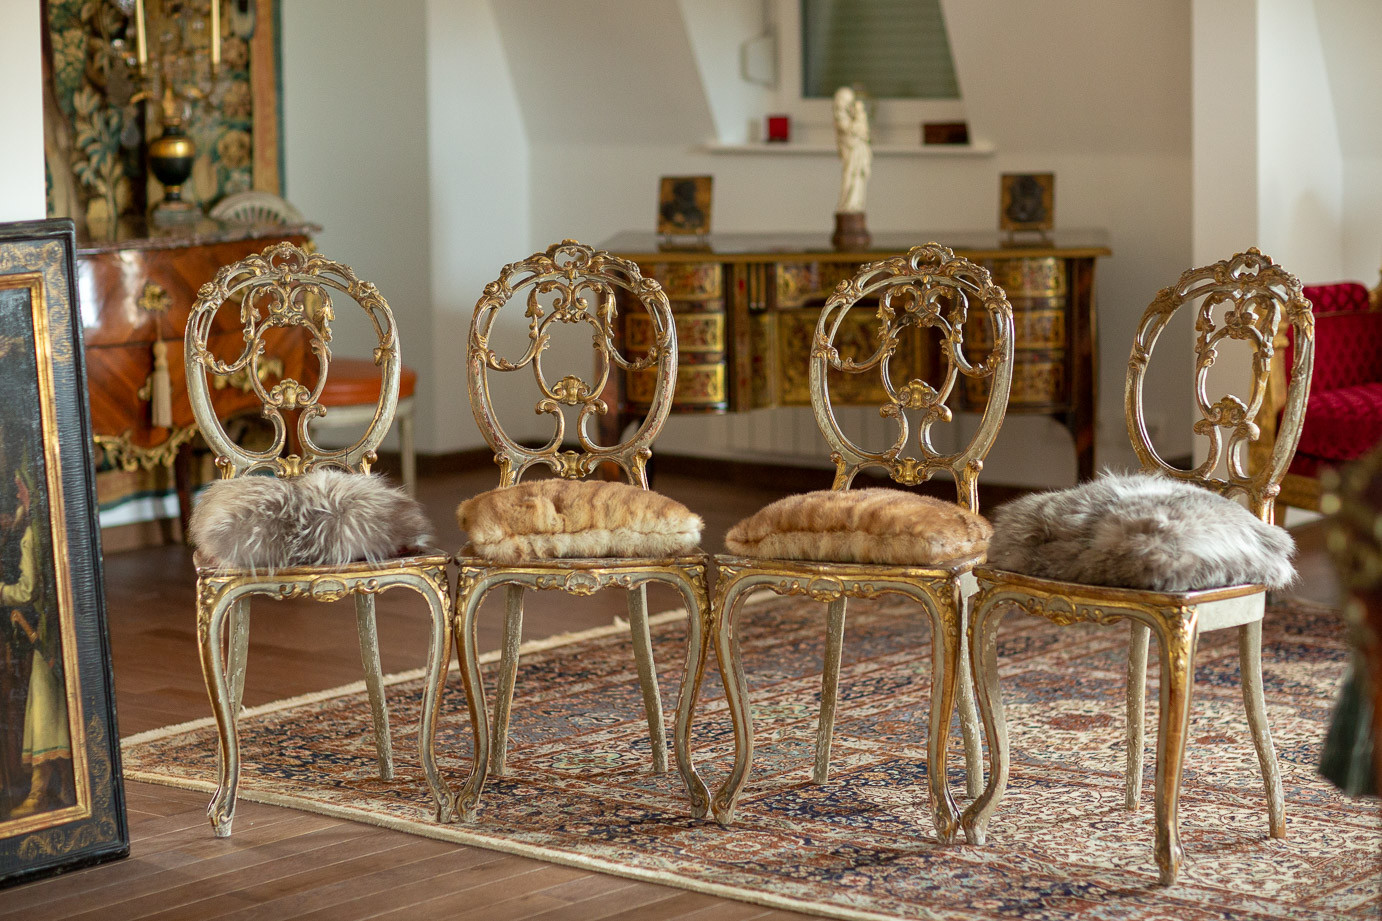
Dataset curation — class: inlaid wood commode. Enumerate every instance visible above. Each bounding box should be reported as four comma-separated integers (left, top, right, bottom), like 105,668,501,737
601,231,1110,480
76,219,317,519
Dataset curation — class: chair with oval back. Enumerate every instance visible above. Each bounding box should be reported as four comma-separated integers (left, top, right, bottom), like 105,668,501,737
962,249,1315,884
429,240,716,822
706,243,1016,840
185,243,455,835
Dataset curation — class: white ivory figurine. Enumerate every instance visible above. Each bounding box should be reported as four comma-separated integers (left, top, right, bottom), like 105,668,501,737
833,86,872,214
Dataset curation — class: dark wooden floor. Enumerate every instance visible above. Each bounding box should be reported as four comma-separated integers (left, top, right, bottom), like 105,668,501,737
1,466,1343,919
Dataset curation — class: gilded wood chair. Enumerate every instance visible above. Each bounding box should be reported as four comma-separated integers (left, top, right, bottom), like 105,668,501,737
962,249,1315,884
709,243,1015,840
433,240,714,822
185,243,455,835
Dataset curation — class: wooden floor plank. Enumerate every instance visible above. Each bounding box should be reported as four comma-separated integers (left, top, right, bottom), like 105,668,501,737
286,852,555,921
210,844,505,921
369,864,591,920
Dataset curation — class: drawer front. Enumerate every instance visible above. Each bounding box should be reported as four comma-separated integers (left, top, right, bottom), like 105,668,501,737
962,256,1070,411
88,325,311,462
78,234,311,347
775,261,858,309
638,262,722,301
622,267,729,413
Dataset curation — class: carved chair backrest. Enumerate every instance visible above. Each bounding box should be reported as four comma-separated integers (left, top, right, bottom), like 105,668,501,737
1125,248,1315,522
468,240,675,488
810,243,1015,513
186,242,401,479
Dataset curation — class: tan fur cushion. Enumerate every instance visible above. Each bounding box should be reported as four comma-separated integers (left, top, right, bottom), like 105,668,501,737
724,488,992,566
457,479,703,564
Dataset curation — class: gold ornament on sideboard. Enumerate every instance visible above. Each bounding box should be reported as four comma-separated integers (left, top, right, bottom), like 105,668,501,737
130,0,223,226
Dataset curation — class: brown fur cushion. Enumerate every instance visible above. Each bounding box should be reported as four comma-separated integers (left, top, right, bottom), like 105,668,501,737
457,479,703,564
724,488,992,566
190,469,434,572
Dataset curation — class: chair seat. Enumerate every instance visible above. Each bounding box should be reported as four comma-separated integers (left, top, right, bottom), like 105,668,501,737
1294,382,1382,464
189,469,434,571
319,358,418,406
985,472,1295,592
724,487,992,567
456,478,703,565
194,548,450,577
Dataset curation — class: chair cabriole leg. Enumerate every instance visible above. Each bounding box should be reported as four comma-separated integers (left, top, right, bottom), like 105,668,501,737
354,592,394,781
926,588,962,843
416,570,457,823
671,569,713,819
711,575,757,825
489,584,524,776
960,593,1010,846
814,596,848,784
198,585,242,837
455,576,492,820
227,597,250,716
1239,618,1285,837
1126,621,1150,810
1151,617,1197,886
628,582,669,775
957,592,985,799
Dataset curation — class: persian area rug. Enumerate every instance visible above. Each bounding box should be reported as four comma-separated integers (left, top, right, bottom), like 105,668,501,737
122,593,1381,921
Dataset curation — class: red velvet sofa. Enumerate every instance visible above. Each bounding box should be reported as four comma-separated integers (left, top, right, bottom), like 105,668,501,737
1256,279,1382,511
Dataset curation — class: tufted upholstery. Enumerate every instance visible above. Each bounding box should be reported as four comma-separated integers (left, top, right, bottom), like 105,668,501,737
1278,283,1382,496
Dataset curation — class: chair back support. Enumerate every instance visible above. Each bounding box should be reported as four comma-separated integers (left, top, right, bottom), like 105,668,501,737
186,242,401,479
810,243,1015,511
1125,248,1315,521
468,240,674,487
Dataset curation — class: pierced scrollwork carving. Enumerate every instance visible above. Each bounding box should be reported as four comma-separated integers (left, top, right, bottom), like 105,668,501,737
468,240,675,488
1126,248,1315,518
809,243,1015,511
185,242,402,480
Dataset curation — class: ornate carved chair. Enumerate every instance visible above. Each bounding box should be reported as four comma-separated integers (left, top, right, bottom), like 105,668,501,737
1252,274,1382,512
209,192,420,496
184,243,454,835
962,249,1315,884
707,243,1015,840
432,240,713,822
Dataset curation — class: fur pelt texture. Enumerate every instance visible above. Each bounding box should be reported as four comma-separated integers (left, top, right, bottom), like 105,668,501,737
457,479,703,564
190,469,434,572
986,471,1296,591
724,488,993,566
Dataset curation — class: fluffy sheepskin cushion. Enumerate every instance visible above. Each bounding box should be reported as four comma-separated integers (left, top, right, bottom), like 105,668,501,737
985,471,1296,592
190,468,434,572
724,488,993,566
457,479,703,564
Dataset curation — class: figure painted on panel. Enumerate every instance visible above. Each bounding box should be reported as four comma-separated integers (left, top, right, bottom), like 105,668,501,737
0,327,75,826
833,86,872,214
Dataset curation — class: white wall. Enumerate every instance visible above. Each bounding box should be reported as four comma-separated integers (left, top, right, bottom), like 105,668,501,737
1256,0,1342,281
423,0,531,449
281,0,436,451
502,1,1194,486
1,3,45,223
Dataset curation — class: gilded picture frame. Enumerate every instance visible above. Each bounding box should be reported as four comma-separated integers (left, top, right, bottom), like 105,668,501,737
657,176,713,238
999,172,1055,234
0,220,127,886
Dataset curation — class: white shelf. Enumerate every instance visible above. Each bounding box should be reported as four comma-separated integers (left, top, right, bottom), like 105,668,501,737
701,140,995,157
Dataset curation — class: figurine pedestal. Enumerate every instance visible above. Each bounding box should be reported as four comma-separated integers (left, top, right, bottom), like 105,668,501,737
831,212,871,250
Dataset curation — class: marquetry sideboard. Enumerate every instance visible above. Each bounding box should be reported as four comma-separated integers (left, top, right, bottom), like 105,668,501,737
77,218,317,527
601,231,1111,480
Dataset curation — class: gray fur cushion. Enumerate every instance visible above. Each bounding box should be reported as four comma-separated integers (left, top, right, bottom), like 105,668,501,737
190,468,434,572
986,472,1296,591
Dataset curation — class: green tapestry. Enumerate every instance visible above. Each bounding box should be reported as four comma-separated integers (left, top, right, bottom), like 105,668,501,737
43,0,279,234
